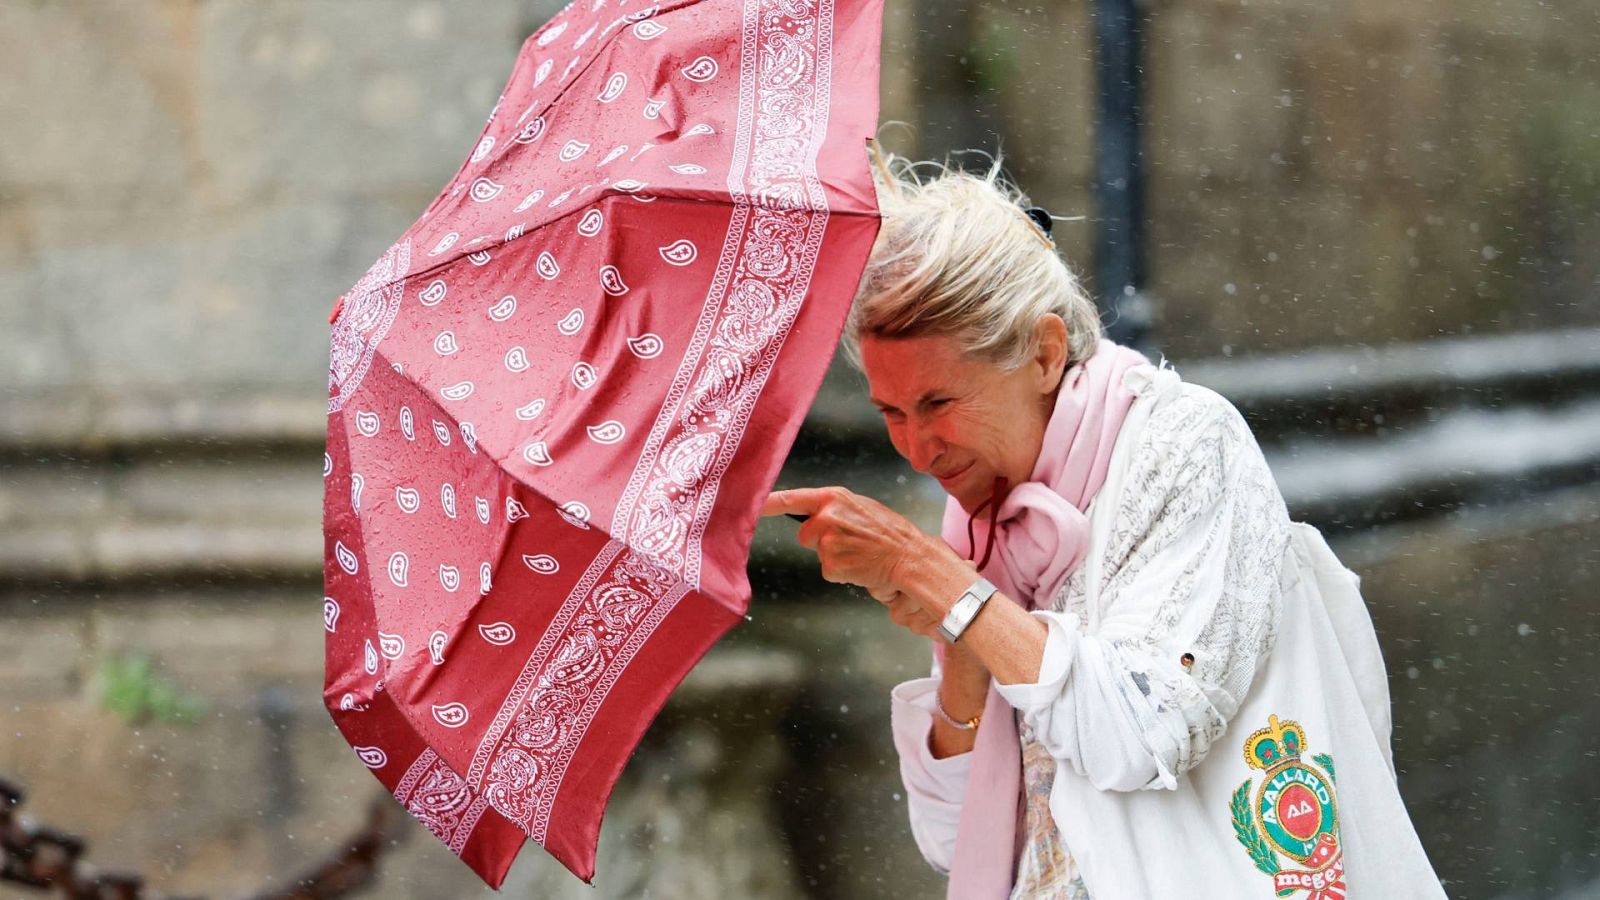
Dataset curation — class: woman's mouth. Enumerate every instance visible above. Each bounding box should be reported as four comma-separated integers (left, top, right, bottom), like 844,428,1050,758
935,461,973,485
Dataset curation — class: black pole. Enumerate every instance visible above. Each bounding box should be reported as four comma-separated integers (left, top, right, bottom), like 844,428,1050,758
1091,0,1154,352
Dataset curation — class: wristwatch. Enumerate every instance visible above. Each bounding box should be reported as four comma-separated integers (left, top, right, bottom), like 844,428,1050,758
937,577,999,643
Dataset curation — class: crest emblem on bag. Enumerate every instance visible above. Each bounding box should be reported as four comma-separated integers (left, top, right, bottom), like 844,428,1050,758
1230,715,1345,898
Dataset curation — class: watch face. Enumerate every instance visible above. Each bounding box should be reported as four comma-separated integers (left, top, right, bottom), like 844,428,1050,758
941,593,978,640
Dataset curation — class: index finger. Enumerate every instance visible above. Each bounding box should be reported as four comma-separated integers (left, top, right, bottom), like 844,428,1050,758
759,487,838,518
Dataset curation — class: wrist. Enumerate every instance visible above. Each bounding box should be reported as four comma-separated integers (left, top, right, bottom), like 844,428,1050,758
895,540,978,618
942,639,989,673
935,665,988,717
932,690,982,731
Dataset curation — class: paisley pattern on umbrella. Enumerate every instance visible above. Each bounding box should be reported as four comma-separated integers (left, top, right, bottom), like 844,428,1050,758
322,0,883,887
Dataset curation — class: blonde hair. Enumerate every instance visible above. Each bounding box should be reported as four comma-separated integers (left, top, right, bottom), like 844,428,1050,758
842,143,1103,373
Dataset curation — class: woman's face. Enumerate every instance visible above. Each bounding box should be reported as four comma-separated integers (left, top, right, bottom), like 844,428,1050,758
860,319,1067,515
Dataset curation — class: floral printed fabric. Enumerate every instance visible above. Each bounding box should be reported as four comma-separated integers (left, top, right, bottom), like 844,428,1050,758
1009,714,1091,900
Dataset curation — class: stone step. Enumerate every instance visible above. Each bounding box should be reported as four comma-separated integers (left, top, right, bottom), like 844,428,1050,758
1271,393,1600,531
8,327,1594,454
804,326,1600,451
5,328,1597,583
8,387,1599,582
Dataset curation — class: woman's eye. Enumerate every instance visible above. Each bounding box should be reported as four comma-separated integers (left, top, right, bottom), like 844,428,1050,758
929,398,951,409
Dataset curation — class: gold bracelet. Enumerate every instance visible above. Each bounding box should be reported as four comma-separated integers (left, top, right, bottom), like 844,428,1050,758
933,692,982,731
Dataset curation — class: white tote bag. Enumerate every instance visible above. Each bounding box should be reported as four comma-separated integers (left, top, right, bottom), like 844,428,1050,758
1049,374,1448,899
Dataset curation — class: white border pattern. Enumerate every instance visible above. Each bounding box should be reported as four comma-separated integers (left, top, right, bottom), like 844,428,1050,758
468,0,838,846
609,0,835,587
394,749,491,855
328,241,411,413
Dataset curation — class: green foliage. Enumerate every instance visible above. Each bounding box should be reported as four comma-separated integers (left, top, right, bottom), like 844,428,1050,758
1230,780,1280,877
100,651,205,726
968,18,1020,95
1314,752,1337,785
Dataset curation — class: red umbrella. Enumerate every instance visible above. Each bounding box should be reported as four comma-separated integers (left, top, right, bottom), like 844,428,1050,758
321,0,883,887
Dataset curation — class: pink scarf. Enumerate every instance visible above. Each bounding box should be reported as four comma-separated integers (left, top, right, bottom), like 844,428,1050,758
936,339,1150,899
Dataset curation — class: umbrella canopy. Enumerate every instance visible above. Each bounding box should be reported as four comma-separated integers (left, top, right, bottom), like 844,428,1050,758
321,0,883,887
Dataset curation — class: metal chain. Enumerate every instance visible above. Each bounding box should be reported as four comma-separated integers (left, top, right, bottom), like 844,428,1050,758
0,777,155,899
1,776,409,900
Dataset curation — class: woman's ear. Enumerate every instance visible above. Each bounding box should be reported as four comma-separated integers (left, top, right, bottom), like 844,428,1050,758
1033,314,1070,392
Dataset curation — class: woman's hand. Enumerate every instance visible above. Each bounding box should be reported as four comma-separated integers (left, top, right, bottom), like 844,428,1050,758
761,486,958,600
762,485,1045,690
867,585,944,642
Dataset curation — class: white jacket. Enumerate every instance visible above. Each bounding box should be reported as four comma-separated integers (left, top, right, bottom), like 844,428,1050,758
890,368,1446,898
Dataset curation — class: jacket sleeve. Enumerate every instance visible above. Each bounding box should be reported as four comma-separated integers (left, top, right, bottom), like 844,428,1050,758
888,675,972,874
994,387,1290,792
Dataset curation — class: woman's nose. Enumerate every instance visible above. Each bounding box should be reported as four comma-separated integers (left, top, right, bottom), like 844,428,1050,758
905,421,944,473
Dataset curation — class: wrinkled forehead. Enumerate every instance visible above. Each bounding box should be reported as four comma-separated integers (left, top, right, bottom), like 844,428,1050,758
859,333,990,402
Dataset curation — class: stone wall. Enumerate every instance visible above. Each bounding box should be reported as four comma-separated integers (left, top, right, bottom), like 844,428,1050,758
891,0,1600,358
4,0,1594,407
0,0,540,398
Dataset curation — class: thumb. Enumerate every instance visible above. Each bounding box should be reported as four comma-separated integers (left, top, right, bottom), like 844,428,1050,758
867,585,902,605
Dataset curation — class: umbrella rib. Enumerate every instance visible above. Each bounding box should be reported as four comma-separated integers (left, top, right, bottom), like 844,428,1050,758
357,342,647,559
360,344,577,530
345,185,880,306
354,0,709,299
483,0,712,171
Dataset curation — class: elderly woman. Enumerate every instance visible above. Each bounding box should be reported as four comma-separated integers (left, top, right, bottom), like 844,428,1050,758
762,154,1447,899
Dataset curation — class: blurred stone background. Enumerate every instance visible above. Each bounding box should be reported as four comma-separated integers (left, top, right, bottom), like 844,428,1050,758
1,0,1597,897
